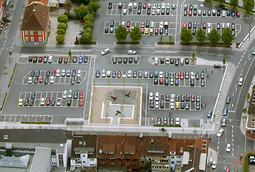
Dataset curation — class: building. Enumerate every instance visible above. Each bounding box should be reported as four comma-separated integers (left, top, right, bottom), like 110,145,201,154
246,85,255,138
0,0,5,25
0,129,72,171
48,0,65,7
70,134,97,171
28,0,49,6
21,1,50,45
29,147,52,172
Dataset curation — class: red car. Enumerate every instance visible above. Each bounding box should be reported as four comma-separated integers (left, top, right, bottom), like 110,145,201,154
183,22,187,28
39,76,44,83
191,95,195,102
80,19,84,23
79,92,83,99
58,57,63,63
79,99,83,106
141,21,145,28
236,11,240,17
64,57,68,63
143,3,147,9
175,72,179,79
217,23,220,29
188,10,192,16
51,70,56,76
127,21,130,27
141,28,144,34
45,97,50,105
159,78,163,85
201,73,205,79
180,72,184,80
203,22,206,29
155,28,159,35
38,56,43,62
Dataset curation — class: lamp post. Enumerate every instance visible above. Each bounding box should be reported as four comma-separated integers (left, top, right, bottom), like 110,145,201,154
200,4,203,29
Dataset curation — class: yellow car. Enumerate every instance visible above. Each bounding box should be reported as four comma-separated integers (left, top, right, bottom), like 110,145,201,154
19,99,23,106
145,28,149,34
175,102,180,109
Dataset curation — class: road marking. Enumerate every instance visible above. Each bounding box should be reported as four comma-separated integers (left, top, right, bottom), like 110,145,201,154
244,61,247,65
229,110,235,113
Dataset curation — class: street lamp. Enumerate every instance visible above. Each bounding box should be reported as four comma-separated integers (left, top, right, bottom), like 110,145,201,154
200,4,204,29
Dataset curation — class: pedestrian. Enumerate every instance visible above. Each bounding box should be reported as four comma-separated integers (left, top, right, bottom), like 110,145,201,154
211,70,213,74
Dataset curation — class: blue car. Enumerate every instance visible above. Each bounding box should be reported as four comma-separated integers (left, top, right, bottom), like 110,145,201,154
110,27,114,33
78,56,83,63
35,70,40,77
231,11,235,17
134,56,138,63
227,11,230,16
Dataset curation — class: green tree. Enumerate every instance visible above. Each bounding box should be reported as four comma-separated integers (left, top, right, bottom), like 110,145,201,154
243,107,247,114
129,26,142,42
247,93,250,101
83,14,94,22
80,32,93,43
68,49,72,58
64,0,72,13
74,4,90,19
169,34,173,42
9,50,12,56
219,0,225,5
84,27,92,33
83,20,93,29
196,28,207,44
159,35,163,42
230,0,239,9
57,14,68,23
88,1,101,12
180,28,193,44
223,56,226,65
192,51,195,62
115,25,127,42
208,28,221,45
57,23,67,30
56,34,65,43
222,27,235,46
57,29,65,34
243,0,255,13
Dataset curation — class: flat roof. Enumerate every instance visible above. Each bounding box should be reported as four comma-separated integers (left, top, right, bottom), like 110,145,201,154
29,147,51,172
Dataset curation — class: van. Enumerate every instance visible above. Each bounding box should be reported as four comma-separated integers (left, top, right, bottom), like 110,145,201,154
238,78,243,86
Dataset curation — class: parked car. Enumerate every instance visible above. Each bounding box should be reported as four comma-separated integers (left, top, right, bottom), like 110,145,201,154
217,128,224,137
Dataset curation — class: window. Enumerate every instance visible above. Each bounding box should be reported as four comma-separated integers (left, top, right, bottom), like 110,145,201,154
25,37,29,42
30,31,33,35
38,31,41,35
79,141,82,145
82,155,85,157
176,161,182,163
39,37,42,41
30,37,34,41
25,31,28,35
83,161,86,163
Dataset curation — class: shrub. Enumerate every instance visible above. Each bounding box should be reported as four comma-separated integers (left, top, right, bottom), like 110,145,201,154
64,12,78,20
80,32,93,44
57,23,67,30
83,14,94,22
84,27,92,33
57,29,65,34
56,34,65,43
83,20,93,29
57,14,68,23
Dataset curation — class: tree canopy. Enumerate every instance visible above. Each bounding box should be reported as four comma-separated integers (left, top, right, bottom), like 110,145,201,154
230,0,239,9
56,34,65,43
115,25,128,42
83,20,93,29
196,28,207,44
83,14,94,22
243,0,255,13
180,28,193,44
57,23,67,30
80,31,93,43
129,26,142,42
222,27,234,45
208,28,221,45
74,4,90,19
57,14,68,23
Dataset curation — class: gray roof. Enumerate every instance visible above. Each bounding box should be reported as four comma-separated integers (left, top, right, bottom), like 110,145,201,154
30,147,51,172
0,129,72,143
0,155,30,168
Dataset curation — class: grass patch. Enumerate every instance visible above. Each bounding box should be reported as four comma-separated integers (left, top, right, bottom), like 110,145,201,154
0,92,7,110
244,153,255,172
8,63,17,87
158,42,174,45
154,124,181,127
21,121,51,124
181,42,231,47
116,41,140,44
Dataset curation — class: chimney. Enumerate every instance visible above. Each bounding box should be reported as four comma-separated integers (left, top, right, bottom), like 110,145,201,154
35,1,38,5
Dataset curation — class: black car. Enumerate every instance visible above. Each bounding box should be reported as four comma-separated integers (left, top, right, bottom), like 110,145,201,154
110,21,114,27
207,10,211,16
217,10,221,16
46,70,50,77
220,5,228,10
160,100,164,108
188,22,192,29
44,77,49,85
31,92,36,99
175,58,179,66
227,10,230,16
95,70,100,78
129,57,133,63
214,64,222,68
118,57,122,64
232,30,235,36
164,28,168,35
123,58,127,64
33,56,37,63
105,27,109,33
137,8,141,14
30,70,35,77
29,99,34,106
165,94,170,101
76,76,81,84
73,56,77,63
112,71,116,78
149,72,153,78
24,99,29,106
160,58,164,64
149,100,154,108
28,56,33,62
170,58,174,64
193,10,197,16
161,8,165,15
51,98,55,106
192,29,196,35
159,28,163,35
84,56,88,63
189,4,193,10
166,8,170,15
226,96,231,104
147,9,151,15
108,3,112,9
184,10,187,16
145,21,150,28
154,78,158,85
133,71,137,78
67,98,72,106
71,77,75,85
112,57,117,64
190,78,194,86
34,77,38,84
72,69,76,77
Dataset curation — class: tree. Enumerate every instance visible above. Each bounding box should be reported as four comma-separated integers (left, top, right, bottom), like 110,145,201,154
84,27,92,33
223,56,226,65
57,23,67,30
243,0,255,13
74,4,90,19
222,27,235,46
80,32,93,43
243,107,247,114
219,0,225,5
9,50,12,56
196,28,207,44
208,28,221,45
57,14,68,23
247,93,250,101
57,29,65,34
192,51,195,62
56,34,65,43
83,20,93,29
115,25,127,42
230,0,239,9
169,34,173,42
129,26,142,42
64,0,72,13
88,1,101,12
83,14,94,22
68,49,72,58
180,28,193,44
159,35,163,42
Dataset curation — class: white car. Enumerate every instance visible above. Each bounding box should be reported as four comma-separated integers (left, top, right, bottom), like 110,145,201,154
56,97,61,106
63,90,68,99
127,70,132,78
28,77,33,84
77,70,81,77
122,71,126,78
155,92,159,101
49,76,54,84
170,103,174,110
212,161,216,169
154,57,159,65
102,69,106,78
159,71,163,78
165,57,170,64
149,92,154,100
56,69,60,77
101,48,110,55
48,55,53,63
175,118,180,125
61,69,66,77
155,101,159,109
217,128,224,138
68,90,73,98
238,77,243,86
226,143,231,152
128,50,136,55
40,98,45,106
106,71,111,77
252,49,255,55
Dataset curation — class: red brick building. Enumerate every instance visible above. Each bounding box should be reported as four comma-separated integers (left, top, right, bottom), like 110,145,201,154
21,1,49,45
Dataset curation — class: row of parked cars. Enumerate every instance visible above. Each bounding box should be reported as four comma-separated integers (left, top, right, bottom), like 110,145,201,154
28,69,83,85
112,56,139,64
28,55,89,64
149,92,201,110
156,117,180,126
154,57,189,65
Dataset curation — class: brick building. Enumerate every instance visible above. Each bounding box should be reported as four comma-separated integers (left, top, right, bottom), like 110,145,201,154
246,85,255,137
21,1,49,45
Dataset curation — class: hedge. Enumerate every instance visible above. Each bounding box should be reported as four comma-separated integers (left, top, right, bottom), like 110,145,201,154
0,92,7,110
57,23,67,30
21,121,51,124
57,14,68,23
57,29,65,34
56,34,65,43
64,12,78,20
8,63,17,87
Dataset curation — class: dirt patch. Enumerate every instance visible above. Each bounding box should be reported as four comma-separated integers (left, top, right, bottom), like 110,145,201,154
89,86,142,126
